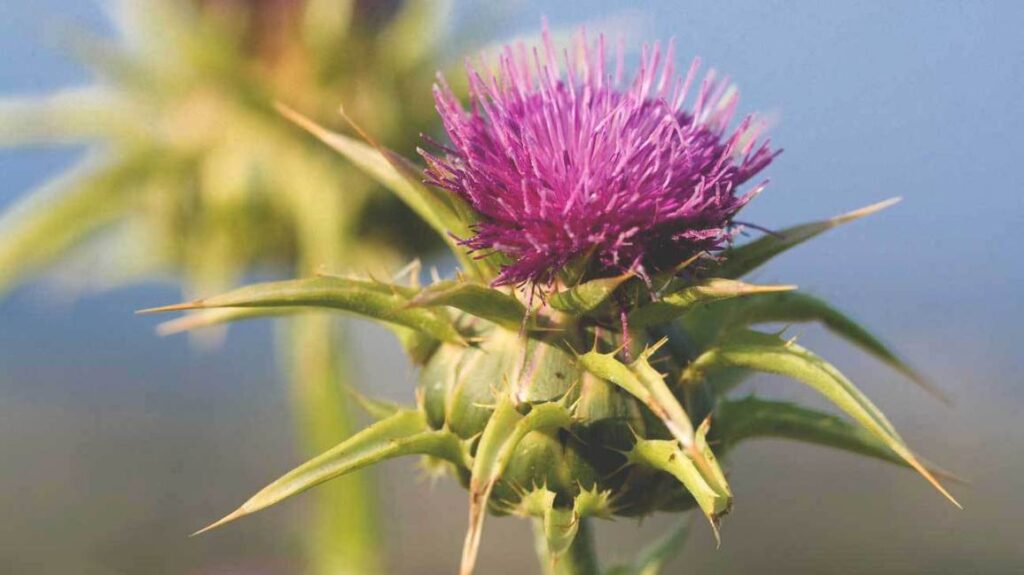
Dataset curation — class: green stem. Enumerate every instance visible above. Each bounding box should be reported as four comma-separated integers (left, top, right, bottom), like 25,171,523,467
534,518,600,575
282,315,383,575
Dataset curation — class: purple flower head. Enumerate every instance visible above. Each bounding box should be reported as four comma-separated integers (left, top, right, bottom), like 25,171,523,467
421,26,778,286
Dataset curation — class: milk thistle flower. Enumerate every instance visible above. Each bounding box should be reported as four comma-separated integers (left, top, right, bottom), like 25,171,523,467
146,24,959,575
422,28,777,286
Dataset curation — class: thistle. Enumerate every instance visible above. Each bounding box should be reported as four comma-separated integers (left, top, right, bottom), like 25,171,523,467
421,31,776,286
145,26,959,575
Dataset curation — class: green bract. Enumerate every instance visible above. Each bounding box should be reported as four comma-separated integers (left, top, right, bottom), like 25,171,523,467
145,116,958,575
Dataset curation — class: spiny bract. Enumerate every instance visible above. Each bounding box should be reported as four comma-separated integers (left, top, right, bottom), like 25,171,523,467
146,25,958,575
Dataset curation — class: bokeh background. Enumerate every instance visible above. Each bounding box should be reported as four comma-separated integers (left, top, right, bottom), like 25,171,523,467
2,1,1022,573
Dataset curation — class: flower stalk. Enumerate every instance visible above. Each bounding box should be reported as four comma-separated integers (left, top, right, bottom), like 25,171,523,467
282,315,382,574
534,518,599,575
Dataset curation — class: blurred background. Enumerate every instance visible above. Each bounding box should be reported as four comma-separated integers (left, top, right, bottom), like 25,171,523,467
1,1,1022,573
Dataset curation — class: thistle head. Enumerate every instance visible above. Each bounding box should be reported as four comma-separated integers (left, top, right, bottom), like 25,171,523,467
150,23,956,575
421,26,778,287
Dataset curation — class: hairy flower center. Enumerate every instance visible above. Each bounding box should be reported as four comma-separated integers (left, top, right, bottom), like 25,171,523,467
423,28,776,287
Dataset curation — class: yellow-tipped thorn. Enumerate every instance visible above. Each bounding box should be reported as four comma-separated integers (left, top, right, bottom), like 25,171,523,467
833,197,901,225
190,507,246,538
638,337,670,360
275,102,329,142
710,517,722,549
913,458,962,509
753,283,798,293
893,443,962,509
136,301,204,315
460,482,492,575
337,104,385,151
671,252,705,275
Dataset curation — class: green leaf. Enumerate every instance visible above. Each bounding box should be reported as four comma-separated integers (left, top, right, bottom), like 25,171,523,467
278,104,447,231
156,304,439,363
717,198,900,279
0,152,155,295
683,330,960,507
409,278,526,331
139,276,466,345
548,272,633,315
155,307,304,336
715,396,907,465
276,104,492,279
0,88,137,145
462,397,573,575
714,397,960,483
604,519,690,575
684,291,947,402
576,344,732,535
193,409,467,535
628,279,796,329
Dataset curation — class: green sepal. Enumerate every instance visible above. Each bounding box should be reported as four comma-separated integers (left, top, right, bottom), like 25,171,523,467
139,276,466,345
462,397,574,575
576,344,697,449
716,198,900,279
469,398,575,506
421,329,579,438
573,485,615,519
494,430,586,509
548,272,633,315
628,279,795,329
408,278,526,331
626,438,729,538
192,409,468,535
510,485,560,517
576,344,733,536
573,371,647,452
682,329,959,507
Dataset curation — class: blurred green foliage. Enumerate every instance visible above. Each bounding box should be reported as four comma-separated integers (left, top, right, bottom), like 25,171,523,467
0,0,449,296
0,1,457,573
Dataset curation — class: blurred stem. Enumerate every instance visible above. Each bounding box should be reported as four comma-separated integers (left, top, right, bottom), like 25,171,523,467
282,314,383,575
534,518,600,575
